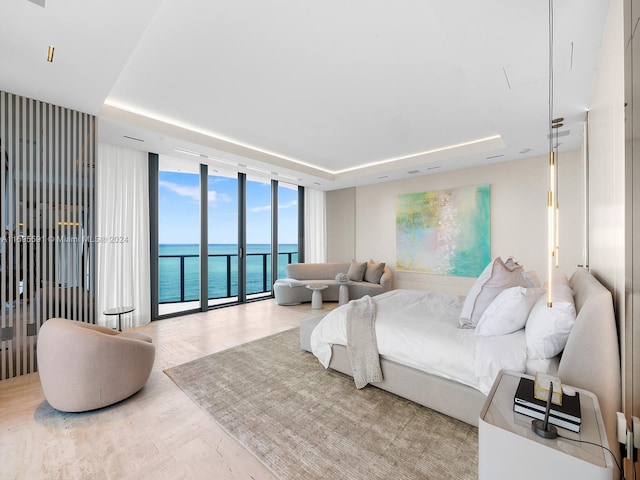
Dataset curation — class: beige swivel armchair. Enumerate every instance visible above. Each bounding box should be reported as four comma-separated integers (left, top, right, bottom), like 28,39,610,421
37,318,156,412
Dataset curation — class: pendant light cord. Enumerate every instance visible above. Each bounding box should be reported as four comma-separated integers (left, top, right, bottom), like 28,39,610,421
549,0,554,153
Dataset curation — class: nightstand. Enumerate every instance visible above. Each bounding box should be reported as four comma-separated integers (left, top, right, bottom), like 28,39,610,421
479,370,614,480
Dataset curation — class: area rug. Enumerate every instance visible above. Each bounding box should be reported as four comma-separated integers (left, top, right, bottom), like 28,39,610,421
164,328,478,480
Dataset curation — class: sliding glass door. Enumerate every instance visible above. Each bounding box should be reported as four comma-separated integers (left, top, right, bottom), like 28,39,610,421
207,171,238,307
246,176,272,300
157,158,200,316
278,182,299,279
153,155,303,317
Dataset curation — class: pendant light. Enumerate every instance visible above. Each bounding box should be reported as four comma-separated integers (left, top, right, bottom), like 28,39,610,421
547,0,556,308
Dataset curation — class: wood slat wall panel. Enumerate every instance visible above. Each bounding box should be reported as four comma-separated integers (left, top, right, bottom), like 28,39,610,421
0,91,96,380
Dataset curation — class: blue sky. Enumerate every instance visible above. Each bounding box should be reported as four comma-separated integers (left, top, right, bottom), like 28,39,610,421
158,171,298,244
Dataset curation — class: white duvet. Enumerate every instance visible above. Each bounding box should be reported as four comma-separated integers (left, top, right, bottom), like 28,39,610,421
309,289,527,395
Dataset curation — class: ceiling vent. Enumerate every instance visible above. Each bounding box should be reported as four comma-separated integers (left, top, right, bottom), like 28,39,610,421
547,129,570,139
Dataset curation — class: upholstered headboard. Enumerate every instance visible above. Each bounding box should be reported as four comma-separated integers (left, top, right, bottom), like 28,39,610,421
557,267,621,451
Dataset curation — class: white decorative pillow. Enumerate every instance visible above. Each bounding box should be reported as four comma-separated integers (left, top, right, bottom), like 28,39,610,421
475,286,545,336
525,283,576,359
459,257,527,329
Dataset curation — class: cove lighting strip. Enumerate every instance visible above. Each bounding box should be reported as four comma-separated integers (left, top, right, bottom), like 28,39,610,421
104,99,501,178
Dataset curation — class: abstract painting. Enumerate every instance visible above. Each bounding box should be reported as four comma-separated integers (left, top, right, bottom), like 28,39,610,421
396,184,490,277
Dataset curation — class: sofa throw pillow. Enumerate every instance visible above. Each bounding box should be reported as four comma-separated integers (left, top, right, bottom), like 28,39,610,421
475,286,545,336
364,260,385,284
347,260,367,282
525,283,576,359
458,257,527,329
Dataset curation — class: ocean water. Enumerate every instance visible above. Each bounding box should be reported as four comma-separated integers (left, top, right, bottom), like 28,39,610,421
159,244,298,303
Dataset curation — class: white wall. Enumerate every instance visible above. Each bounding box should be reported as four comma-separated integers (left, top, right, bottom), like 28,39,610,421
586,0,628,416
587,0,625,298
327,150,584,295
326,187,356,262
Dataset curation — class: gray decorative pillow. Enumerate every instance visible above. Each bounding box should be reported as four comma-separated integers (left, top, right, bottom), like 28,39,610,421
347,260,367,282
364,260,385,284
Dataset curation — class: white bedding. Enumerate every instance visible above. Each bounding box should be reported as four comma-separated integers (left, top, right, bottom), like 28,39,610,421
310,289,528,394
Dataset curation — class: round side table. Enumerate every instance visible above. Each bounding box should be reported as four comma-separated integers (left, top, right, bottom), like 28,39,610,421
306,285,328,310
104,306,135,331
338,282,352,305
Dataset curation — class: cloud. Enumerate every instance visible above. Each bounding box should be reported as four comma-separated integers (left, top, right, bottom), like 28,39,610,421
160,180,230,204
159,180,199,201
250,199,297,213
279,200,297,209
251,204,271,213
208,190,231,203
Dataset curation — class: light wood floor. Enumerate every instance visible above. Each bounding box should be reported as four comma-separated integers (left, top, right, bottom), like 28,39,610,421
0,299,335,480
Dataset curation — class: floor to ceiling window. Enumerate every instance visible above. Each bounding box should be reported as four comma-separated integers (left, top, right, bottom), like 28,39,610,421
207,170,238,307
153,155,303,318
246,175,272,300
157,157,200,316
278,182,299,279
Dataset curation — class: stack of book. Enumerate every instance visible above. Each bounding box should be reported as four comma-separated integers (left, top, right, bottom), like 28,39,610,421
513,377,582,433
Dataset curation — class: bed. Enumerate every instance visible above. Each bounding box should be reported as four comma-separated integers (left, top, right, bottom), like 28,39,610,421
299,266,621,452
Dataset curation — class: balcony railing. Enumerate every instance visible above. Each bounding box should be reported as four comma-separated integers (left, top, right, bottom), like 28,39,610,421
159,251,297,304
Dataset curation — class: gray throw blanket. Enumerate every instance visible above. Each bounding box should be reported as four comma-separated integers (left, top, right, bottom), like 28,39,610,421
346,295,383,389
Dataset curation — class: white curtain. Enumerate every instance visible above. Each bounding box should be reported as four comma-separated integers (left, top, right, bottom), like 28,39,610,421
304,188,326,263
95,143,150,328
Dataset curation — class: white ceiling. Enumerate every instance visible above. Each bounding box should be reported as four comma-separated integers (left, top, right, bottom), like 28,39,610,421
1,0,611,190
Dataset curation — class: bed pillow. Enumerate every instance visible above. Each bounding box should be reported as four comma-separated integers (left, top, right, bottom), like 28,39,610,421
364,260,386,284
459,257,527,329
554,273,570,285
475,286,545,336
525,283,576,359
347,260,367,282
522,270,541,288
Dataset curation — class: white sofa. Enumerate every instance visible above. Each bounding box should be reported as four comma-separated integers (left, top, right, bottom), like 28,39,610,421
274,261,392,305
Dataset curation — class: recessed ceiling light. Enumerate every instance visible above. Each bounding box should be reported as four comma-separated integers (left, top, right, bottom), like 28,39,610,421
377,175,388,179
485,154,504,160
47,45,55,62
427,166,441,171
407,170,420,175
123,135,144,142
